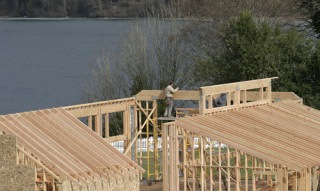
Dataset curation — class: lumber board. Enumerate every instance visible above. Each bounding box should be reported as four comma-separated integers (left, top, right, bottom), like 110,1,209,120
67,103,128,118
16,145,60,180
63,97,135,111
105,134,127,143
45,109,131,176
7,114,97,181
176,118,304,170
22,111,114,180
55,108,144,173
0,117,83,186
135,90,200,100
219,112,320,163
201,78,277,95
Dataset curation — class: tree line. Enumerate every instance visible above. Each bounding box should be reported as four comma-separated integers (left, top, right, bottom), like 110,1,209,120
0,0,158,17
82,0,320,103
76,0,320,135
2,0,318,31
3,0,319,133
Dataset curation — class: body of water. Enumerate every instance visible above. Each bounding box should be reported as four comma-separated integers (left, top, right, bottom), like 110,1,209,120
0,18,133,115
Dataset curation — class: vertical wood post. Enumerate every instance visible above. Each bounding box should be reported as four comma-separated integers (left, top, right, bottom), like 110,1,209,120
200,136,205,191
169,123,179,191
245,153,248,191
199,90,205,116
153,100,159,181
218,142,222,191
209,140,213,191
88,116,92,129
183,130,187,191
235,86,241,106
252,157,256,191
235,150,241,191
104,113,109,138
227,147,231,191
267,80,272,104
95,108,102,136
162,123,169,191
312,167,317,191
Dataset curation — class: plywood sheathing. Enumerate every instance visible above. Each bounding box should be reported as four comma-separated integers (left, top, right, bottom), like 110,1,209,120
0,135,35,191
176,100,320,171
0,108,144,189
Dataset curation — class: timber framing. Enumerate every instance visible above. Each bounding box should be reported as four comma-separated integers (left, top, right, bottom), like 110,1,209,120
0,107,144,191
162,78,320,191
0,77,319,191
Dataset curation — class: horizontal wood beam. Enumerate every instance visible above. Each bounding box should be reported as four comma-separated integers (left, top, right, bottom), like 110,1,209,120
135,90,200,101
201,77,277,96
105,135,127,143
66,103,128,118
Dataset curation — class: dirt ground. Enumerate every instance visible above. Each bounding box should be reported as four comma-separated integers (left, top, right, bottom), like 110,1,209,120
140,179,272,191
140,180,163,191
140,179,189,191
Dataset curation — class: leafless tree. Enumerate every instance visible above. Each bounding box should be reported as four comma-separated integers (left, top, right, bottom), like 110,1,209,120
82,1,197,102
82,0,308,103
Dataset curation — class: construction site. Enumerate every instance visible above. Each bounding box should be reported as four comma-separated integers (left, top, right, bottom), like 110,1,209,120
1,77,320,191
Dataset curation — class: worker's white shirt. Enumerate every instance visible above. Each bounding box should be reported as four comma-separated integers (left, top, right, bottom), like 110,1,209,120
165,85,178,98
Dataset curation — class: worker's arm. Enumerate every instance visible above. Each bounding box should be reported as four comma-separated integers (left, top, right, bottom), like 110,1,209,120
170,86,179,93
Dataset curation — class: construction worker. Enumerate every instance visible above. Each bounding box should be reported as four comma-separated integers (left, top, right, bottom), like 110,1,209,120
213,93,227,107
164,81,179,117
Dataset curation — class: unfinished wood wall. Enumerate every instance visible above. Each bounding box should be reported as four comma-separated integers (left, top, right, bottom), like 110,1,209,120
200,78,276,115
162,123,319,191
64,97,136,149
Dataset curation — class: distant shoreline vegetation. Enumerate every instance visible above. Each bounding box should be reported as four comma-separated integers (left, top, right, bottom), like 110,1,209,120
0,17,137,21
0,0,159,18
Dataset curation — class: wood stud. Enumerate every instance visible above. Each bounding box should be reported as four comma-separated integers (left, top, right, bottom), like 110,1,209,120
0,77,319,191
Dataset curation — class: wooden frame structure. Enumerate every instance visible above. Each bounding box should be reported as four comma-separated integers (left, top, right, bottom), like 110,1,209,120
0,107,144,191
1,77,320,191
162,78,320,191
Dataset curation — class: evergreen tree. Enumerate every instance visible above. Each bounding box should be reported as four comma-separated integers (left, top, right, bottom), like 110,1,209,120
194,11,320,109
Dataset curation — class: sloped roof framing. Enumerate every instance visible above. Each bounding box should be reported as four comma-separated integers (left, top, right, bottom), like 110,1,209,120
176,100,320,171
0,107,144,186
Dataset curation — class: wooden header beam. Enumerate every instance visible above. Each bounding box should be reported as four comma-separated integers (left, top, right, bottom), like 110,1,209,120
210,92,301,102
200,77,278,96
63,97,135,117
135,90,200,101
199,77,279,115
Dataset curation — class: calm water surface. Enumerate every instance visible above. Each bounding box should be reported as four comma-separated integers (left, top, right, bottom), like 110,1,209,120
0,18,133,115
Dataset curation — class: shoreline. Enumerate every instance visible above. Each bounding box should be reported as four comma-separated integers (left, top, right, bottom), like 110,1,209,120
0,17,137,21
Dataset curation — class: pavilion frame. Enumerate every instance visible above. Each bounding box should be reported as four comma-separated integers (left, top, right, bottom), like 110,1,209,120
62,77,312,190
162,77,320,191
162,123,317,191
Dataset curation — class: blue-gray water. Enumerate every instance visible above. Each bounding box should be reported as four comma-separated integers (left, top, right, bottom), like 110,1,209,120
0,18,133,115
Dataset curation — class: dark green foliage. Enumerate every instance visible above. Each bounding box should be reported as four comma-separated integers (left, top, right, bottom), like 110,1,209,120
76,0,92,17
17,0,27,16
27,0,44,17
108,112,124,136
130,74,152,96
301,0,320,36
194,11,320,109
3,0,16,15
